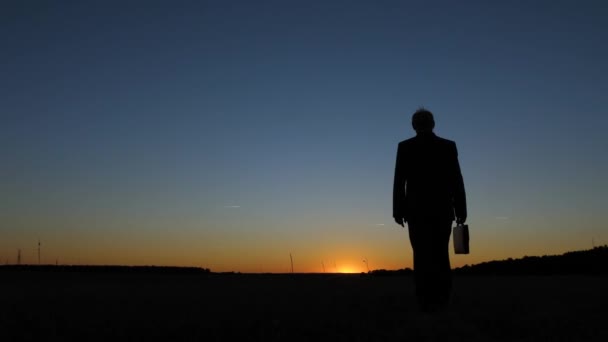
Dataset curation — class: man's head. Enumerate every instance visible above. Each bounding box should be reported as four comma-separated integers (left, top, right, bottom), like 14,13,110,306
412,108,435,134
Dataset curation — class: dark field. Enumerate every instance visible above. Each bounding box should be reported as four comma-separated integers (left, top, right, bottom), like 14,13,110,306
1,271,607,341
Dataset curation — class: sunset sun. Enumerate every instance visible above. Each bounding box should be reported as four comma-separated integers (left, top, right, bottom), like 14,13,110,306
337,265,359,274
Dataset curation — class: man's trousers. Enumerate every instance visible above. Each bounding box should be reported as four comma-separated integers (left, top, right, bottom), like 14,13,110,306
407,218,453,311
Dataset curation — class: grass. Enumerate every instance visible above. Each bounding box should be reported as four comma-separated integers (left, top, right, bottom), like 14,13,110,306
1,271,607,341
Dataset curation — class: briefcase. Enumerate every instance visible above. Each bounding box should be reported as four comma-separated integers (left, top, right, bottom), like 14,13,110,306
453,224,470,254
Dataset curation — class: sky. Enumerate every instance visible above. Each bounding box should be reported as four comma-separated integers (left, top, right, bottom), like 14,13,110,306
1,0,607,273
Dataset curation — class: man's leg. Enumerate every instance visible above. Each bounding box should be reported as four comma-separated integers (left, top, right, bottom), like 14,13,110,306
431,219,453,309
408,219,453,312
408,221,433,311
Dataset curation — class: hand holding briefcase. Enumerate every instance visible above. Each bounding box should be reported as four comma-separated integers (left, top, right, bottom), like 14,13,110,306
453,223,470,254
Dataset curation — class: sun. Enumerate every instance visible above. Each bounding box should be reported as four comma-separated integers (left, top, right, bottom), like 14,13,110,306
337,265,359,274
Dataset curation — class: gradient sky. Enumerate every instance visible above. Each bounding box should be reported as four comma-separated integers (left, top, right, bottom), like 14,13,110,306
2,0,607,273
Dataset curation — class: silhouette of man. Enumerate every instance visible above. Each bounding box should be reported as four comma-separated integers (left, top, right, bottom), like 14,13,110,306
393,108,467,313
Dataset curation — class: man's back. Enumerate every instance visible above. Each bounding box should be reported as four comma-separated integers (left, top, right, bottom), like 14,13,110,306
393,132,466,222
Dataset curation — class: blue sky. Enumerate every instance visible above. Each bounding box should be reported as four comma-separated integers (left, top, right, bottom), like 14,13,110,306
1,1,607,271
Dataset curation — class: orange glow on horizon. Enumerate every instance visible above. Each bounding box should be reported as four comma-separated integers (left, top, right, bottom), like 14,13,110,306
337,265,361,274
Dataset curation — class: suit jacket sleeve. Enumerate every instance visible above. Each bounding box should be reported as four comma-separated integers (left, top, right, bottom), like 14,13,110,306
393,143,406,219
452,142,467,220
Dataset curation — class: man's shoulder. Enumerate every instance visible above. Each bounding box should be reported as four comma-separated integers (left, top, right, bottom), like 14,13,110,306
397,138,417,152
434,135,457,146
398,135,457,146
398,137,416,146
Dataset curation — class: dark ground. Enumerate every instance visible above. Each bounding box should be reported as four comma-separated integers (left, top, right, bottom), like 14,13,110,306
1,270,607,341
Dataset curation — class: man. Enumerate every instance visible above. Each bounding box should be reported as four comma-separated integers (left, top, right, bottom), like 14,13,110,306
393,108,467,313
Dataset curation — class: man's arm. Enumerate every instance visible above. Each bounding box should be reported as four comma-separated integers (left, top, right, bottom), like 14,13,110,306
452,142,467,224
393,143,407,227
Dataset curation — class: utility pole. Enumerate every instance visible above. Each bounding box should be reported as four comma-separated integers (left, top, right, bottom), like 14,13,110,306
290,253,294,274
38,240,41,265
322,261,325,273
363,257,369,273
17,249,21,265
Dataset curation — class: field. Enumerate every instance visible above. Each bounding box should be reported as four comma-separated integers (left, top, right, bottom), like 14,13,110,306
1,271,607,341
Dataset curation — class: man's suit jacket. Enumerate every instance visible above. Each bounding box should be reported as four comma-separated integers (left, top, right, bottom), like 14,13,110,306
393,132,466,222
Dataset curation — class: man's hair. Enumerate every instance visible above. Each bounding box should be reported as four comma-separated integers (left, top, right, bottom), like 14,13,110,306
412,108,435,132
